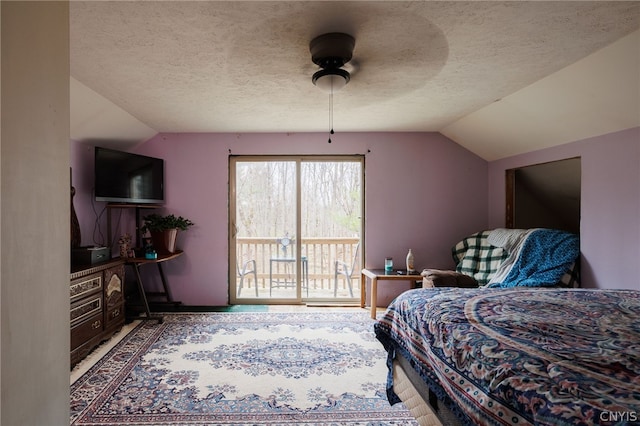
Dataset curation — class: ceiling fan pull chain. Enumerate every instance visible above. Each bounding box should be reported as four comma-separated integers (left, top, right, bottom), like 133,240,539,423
328,91,334,143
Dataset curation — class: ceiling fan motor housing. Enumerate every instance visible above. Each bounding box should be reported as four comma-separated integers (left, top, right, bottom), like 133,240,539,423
310,32,355,69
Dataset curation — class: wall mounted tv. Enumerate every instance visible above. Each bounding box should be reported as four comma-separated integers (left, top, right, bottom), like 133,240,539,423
94,147,164,204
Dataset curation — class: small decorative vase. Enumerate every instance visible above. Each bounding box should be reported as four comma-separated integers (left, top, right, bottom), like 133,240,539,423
406,249,415,273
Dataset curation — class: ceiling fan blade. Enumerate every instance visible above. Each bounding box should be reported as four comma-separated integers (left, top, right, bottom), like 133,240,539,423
343,59,360,77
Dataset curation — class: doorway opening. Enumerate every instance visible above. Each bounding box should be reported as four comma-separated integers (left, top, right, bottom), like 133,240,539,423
506,157,581,233
229,156,364,304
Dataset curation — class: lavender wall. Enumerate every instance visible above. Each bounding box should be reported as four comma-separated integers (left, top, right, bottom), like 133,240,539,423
71,127,639,303
71,142,139,251
488,127,640,290
71,143,105,246
72,132,488,306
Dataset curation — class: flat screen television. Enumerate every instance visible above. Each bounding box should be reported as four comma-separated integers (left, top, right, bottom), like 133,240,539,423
94,147,164,204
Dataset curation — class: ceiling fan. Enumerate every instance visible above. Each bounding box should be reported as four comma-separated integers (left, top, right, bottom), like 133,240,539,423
309,32,356,93
309,32,356,142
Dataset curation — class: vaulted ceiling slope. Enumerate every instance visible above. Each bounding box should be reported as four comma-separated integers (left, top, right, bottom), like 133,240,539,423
70,1,640,160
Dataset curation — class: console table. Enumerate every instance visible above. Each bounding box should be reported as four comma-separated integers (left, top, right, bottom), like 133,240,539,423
126,250,183,323
361,268,423,319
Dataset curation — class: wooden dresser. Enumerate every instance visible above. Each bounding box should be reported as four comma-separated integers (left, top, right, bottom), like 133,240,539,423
70,258,125,368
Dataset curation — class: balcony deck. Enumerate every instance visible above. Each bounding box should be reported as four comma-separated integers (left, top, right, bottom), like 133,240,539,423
236,237,360,299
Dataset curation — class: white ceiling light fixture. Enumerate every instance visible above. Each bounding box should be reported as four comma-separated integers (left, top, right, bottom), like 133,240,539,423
310,32,356,143
312,68,351,93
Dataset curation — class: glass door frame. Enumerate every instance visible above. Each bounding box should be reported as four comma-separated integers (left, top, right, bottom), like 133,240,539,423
228,154,364,305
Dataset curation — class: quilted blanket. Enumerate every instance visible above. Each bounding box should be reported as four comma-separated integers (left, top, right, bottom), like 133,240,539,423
487,229,579,288
374,287,640,426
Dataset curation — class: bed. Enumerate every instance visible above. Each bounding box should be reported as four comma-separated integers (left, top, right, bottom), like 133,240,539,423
374,287,640,426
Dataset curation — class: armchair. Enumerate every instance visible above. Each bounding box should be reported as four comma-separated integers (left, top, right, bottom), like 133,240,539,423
422,229,580,289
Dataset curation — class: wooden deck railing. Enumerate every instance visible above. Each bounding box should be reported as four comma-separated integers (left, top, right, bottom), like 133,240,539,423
236,237,360,292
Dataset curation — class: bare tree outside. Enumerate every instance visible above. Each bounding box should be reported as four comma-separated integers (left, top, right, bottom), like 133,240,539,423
236,160,360,239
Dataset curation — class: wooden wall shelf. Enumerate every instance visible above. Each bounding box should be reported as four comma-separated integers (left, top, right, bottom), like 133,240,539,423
106,203,162,248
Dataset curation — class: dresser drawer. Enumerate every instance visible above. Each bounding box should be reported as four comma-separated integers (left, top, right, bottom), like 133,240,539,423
104,302,125,330
70,272,102,303
70,312,103,351
70,294,102,327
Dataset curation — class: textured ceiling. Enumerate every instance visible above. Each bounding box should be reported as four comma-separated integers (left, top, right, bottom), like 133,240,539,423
70,1,640,158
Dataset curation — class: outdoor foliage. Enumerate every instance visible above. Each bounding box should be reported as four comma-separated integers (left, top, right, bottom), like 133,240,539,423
236,160,361,238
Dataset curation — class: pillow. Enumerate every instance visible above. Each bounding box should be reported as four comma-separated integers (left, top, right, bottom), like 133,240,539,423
422,269,478,288
486,228,529,251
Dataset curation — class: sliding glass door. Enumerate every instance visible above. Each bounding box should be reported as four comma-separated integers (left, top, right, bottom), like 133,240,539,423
230,156,363,304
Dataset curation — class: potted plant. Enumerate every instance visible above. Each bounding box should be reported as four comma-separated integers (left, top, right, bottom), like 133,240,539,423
141,213,194,254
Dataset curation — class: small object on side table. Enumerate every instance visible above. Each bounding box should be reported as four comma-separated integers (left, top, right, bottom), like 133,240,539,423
384,257,393,273
118,233,132,258
406,249,415,273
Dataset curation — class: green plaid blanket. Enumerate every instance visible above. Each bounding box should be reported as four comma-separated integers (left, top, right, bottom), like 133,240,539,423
452,231,509,286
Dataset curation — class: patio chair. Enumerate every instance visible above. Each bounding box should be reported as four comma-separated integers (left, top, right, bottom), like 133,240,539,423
334,242,360,297
237,258,258,296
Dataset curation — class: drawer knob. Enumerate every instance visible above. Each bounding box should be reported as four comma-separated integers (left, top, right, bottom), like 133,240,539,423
91,320,101,330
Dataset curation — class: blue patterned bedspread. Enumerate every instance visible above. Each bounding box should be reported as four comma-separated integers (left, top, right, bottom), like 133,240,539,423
374,288,640,426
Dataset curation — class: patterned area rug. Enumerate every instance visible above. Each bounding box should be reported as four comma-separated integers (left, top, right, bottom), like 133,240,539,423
70,311,418,425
